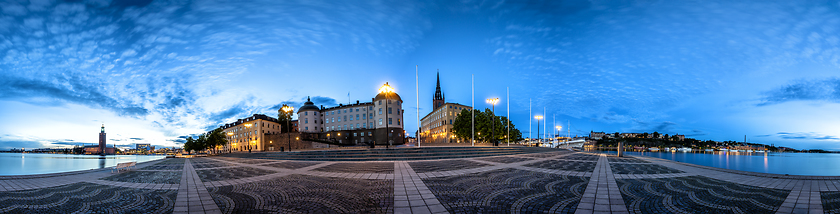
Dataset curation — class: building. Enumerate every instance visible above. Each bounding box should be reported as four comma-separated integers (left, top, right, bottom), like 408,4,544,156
589,131,606,140
419,72,472,144
297,82,406,146
99,124,106,154
85,124,115,155
220,114,282,152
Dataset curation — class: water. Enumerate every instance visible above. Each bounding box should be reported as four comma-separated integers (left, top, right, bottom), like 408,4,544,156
601,150,840,176
0,153,165,176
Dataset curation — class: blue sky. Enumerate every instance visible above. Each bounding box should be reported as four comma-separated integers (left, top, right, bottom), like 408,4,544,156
1,0,839,150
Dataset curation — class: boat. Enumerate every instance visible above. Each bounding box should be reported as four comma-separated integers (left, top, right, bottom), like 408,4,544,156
649,148,660,152
677,148,692,152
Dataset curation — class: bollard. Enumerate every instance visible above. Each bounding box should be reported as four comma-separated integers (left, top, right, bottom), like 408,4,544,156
617,141,624,157
281,147,284,152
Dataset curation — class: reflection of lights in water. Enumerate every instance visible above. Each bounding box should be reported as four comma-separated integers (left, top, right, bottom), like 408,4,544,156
764,152,769,172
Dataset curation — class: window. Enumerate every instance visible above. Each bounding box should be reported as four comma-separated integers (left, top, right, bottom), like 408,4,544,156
331,118,335,122
379,108,382,115
378,100,382,105
356,114,359,120
397,109,400,115
344,109,347,113
353,133,357,137
369,106,373,110
348,115,351,121
369,113,373,118
369,122,373,127
305,127,309,131
350,124,354,129
389,118,392,125
362,114,366,120
344,125,347,130
326,127,330,131
388,108,392,114
369,132,372,136
305,112,308,115
379,118,383,125
338,117,341,122
450,119,452,124
397,119,400,125
388,100,391,104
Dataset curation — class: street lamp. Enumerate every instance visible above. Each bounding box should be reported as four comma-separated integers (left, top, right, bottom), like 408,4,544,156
486,98,499,146
379,82,395,147
556,126,562,147
282,104,294,152
534,115,543,146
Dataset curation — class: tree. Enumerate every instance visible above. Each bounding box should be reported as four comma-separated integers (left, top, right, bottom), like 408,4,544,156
452,108,524,144
653,132,660,139
205,128,228,153
278,108,294,133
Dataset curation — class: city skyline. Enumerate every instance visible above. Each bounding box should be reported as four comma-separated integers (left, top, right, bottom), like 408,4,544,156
1,1,839,150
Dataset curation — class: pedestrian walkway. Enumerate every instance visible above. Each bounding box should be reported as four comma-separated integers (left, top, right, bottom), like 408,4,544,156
0,148,837,213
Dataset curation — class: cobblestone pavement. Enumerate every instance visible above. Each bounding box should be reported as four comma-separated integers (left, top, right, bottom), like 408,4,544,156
408,160,491,173
610,163,684,174
195,167,277,182
3,148,840,214
101,171,183,184
263,161,323,169
207,174,393,213
0,182,176,213
476,156,534,163
525,159,597,172
822,191,840,213
608,157,650,163
313,162,395,173
617,176,789,213
423,168,588,213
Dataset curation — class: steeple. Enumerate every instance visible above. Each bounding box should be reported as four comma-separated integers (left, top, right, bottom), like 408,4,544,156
433,70,445,110
101,124,105,133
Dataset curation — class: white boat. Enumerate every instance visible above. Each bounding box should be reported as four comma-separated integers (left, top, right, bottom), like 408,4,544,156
755,150,765,153
677,148,692,152
704,149,714,152
649,148,660,152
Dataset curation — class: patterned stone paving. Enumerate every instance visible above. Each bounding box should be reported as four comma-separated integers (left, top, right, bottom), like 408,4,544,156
101,171,182,184
408,160,491,173
423,168,588,213
476,156,534,163
556,154,600,162
823,191,840,214
140,158,185,170
195,167,277,181
617,176,789,214
192,161,239,169
313,162,394,174
207,174,393,213
263,161,323,169
521,151,571,158
611,163,684,174
608,157,650,163
0,182,176,213
524,159,597,172
225,158,277,165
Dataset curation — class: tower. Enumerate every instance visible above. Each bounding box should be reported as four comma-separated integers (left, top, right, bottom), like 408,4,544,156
433,70,445,110
99,124,106,155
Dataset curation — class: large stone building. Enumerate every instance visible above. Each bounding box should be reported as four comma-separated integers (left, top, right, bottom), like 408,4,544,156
419,72,472,144
297,82,405,146
85,124,115,155
220,114,283,152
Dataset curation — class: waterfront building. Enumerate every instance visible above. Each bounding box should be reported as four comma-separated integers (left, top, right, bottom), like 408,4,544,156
136,144,153,151
419,72,472,144
220,114,282,152
589,131,606,140
85,124,115,155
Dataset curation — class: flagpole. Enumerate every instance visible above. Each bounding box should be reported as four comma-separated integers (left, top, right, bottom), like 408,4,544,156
416,65,420,147
529,99,531,145
506,87,509,147
471,74,474,147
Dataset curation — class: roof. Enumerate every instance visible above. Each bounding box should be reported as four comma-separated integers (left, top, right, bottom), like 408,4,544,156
298,96,320,112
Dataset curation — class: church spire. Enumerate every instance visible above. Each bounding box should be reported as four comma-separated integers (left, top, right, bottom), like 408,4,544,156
433,69,445,109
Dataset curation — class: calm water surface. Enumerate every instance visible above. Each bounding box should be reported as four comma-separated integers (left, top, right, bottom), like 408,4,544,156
603,151,840,176
0,153,165,176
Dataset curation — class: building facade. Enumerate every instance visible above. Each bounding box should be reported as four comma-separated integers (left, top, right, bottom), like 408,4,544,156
220,114,282,152
419,72,472,144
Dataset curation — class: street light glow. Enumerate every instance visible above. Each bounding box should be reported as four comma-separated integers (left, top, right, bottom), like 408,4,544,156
378,82,395,94
556,126,562,131
281,105,294,113
534,115,543,120
486,98,499,105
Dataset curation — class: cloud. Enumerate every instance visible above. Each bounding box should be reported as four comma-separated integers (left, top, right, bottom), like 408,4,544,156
129,137,144,140
776,132,839,141
759,78,840,106
0,75,150,117
0,140,43,150
309,96,337,107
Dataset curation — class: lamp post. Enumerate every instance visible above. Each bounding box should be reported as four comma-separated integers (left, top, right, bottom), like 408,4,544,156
556,126,562,148
282,105,294,152
486,98,499,146
379,83,395,147
244,123,253,153
534,115,543,146
227,132,233,153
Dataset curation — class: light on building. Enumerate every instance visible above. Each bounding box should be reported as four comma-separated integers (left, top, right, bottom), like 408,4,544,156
379,82,395,94
244,123,252,128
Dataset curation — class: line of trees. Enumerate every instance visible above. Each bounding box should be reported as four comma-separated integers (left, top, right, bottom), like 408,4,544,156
452,108,524,144
183,128,228,154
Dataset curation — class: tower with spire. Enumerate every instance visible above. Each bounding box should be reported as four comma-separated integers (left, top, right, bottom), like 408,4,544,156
99,124,106,155
433,70,445,110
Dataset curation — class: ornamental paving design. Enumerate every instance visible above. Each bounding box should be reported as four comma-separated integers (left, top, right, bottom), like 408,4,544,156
195,167,277,181
227,158,277,165
476,156,534,163
521,151,571,158
822,191,840,213
207,174,393,213
313,162,394,174
263,161,323,169
140,158,185,170
611,163,683,174
608,157,650,163
524,159,597,172
422,168,588,213
617,176,789,214
101,171,182,184
556,154,600,162
0,182,176,213
192,161,239,169
408,160,491,173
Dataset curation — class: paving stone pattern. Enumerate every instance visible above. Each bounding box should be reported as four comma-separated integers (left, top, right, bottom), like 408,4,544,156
0,182,176,213
263,161,323,169
207,174,393,213
313,162,394,174
423,168,588,213
192,161,239,169
101,171,183,184
617,176,789,214
408,159,491,173
557,154,600,162
823,191,840,214
524,159,597,172
521,151,571,158
195,167,277,182
476,156,534,163
226,158,278,165
608,157,650,163
611,163,684,174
